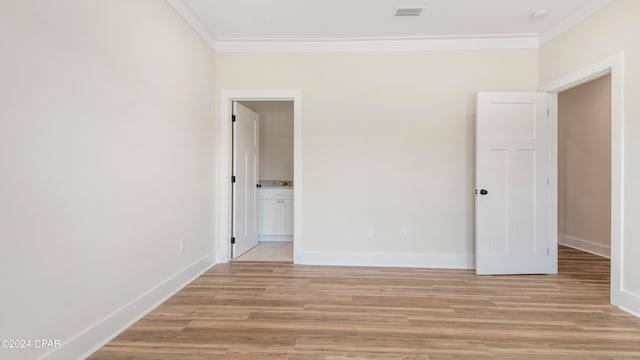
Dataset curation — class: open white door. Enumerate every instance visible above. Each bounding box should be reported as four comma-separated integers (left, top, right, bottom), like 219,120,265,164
476,92,554,275
232,102,259,259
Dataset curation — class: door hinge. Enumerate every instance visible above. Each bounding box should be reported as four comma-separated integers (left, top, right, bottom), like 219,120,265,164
547,109,550,117
232,114,237,122
231,175,236,183
547,248,550,255
547,178,550,186
231,237,236,244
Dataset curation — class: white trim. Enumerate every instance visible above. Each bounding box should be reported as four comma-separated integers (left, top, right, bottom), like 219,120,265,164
541,52,626,311
40,252,216,360
219,91,303,264
215,35,538,53
547,93,559,274
559,234,611,258
297,250,474,269
540,61,613,93
539,0,614,46
619,294,640,318
164,0,217,50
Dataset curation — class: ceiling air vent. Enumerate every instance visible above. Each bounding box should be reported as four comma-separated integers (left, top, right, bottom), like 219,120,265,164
395,7,423,17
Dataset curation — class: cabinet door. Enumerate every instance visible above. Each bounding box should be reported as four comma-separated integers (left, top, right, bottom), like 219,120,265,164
261,199,280,235
281,199,294,235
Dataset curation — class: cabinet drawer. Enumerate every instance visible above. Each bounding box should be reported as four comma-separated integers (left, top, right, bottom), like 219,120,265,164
260,189,293,200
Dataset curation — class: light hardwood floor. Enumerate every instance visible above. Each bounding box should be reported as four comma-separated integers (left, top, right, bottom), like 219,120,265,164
234,241,293,263
89,246,640,359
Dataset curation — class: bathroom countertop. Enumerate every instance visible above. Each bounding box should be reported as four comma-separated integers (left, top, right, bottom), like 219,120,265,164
259,180,293,188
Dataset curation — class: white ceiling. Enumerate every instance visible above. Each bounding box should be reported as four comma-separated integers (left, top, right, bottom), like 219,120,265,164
169,0,613,51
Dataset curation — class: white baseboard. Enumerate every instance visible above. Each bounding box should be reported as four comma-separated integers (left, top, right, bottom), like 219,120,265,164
559,234,610,258
616,289,640,319
259,235,293,242
295,250,474,269
40,252,216,360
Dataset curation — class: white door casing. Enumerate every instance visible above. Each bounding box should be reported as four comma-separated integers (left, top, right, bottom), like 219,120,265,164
232,102,259,258
476,92,555,275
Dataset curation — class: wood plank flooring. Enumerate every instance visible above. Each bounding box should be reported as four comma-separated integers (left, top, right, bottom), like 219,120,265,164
89,246,640,359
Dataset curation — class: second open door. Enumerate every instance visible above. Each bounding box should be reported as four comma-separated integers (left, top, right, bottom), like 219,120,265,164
476,92,556,275
232,102,259,259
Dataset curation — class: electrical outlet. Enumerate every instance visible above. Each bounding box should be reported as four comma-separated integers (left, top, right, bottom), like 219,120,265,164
400,228,408,240
179,238,185,253
367,227,375,239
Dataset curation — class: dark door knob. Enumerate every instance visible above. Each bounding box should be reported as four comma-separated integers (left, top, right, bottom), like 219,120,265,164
479,189,488,195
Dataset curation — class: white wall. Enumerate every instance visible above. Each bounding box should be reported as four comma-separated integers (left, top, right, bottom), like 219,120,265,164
540,0,640,315
215,50,538,265
0,1,216,359
241,101,294,181
558,75,611,257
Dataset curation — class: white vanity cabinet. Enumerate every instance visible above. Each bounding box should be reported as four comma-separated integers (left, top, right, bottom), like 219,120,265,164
259,188,293,240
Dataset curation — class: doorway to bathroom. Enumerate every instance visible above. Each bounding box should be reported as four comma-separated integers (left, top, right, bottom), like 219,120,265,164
232,100,294,262
218,90,301,265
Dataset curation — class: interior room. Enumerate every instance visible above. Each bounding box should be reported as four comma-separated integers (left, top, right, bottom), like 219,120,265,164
2,1,640,359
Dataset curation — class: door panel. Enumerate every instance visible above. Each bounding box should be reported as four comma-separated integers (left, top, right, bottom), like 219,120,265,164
510,149,536,254
488,149,508,255
232,102,259,258
282,199,294,235
476,92,553,275
260,199,280,235
486,103,537,139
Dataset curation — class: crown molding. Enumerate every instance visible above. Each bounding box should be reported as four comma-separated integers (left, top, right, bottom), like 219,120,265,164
164,0,217,50
215,35,539,53
166,0,612,53
539,0,614,46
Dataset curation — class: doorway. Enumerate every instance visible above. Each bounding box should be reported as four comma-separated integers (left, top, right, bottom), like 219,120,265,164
557,75,611,261
233,100,294,262
541,53,624,308
218,90,302,265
